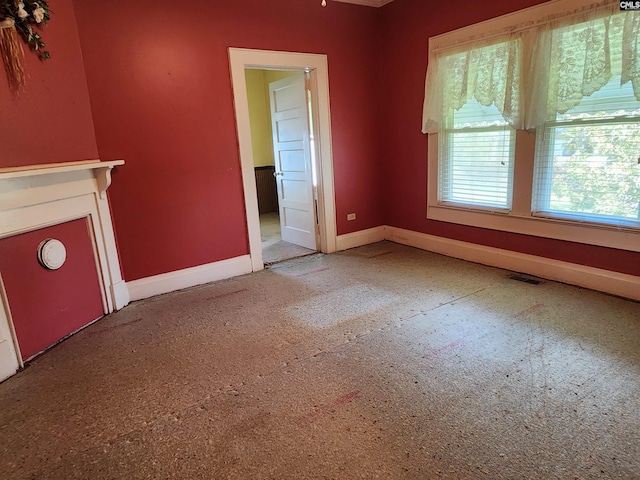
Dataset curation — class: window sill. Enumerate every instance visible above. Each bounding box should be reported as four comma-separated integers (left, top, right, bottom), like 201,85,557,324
427,204,640,252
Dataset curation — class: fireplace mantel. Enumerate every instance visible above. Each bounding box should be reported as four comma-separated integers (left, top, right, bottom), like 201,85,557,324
0,160,124,200
0,159,129,380
0,159,129,312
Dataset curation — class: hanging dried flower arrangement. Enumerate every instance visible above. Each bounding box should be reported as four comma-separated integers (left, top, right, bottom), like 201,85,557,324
0,1,51,94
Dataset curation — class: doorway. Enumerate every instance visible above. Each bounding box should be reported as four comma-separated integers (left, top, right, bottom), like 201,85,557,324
229,48,337,272
247,69,318,264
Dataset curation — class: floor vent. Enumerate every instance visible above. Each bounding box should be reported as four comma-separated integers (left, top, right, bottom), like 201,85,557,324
507,273,543,285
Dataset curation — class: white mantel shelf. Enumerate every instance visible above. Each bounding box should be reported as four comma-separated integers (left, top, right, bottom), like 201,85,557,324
0,160,125,199
0,159,124,177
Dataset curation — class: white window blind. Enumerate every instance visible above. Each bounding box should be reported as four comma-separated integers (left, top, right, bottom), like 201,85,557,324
440,98,515,210
533,76,640,227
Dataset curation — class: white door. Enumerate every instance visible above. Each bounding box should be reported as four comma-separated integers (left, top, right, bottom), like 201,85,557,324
269,74,317,251
0,276,20,382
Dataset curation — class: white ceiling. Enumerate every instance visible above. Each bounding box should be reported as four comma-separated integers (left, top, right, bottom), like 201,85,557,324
332,0,395,7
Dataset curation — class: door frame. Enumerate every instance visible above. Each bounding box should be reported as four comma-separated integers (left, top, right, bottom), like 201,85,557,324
228,48,337,272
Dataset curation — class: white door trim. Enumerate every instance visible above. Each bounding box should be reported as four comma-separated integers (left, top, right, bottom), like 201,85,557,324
0,274,21,380
228,48,337,272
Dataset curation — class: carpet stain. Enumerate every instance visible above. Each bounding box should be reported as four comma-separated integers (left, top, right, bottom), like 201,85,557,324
85,317,144,337
423,339,466,360
513,303,545,319
294,267,331,277
367,251,394,258
298,390,362,425
206,289,248,301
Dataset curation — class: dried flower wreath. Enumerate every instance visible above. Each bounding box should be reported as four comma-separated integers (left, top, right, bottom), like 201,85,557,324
0,0,51,93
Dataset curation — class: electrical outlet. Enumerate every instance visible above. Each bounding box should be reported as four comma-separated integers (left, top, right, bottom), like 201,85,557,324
347,213,356,221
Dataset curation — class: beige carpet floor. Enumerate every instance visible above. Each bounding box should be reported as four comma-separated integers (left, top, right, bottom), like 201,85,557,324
0,241,638,479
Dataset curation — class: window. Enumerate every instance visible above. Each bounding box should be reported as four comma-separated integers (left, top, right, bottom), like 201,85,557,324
423,1,640,252
533,76,640,227
440,99,515,210
424,37,521,211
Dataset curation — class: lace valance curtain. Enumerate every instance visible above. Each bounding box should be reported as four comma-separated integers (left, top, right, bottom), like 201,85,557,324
422,37,522,134
526,10,640,128
422,5,640,134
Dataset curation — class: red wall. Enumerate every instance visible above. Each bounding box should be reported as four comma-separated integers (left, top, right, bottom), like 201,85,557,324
4,0,636,289
0,219,104,360
72,0,383,281
0,0,98,166
377,0,640,277
0,0,104,360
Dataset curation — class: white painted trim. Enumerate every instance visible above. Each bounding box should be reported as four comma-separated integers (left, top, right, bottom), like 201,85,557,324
111,280,130,311
336,226,386,251
427,203,640,253
0,165,129,314
0,159,123,178
0,163,128,380
127,255,253,302
0,274,21,382
228,48,337,273
385,226,640,302
130,219,640,302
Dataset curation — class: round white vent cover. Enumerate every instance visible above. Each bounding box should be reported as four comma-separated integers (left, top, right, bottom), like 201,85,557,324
38,238,67,270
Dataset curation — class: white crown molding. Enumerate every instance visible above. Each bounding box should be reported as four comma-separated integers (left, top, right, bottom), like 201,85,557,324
332,0,395,7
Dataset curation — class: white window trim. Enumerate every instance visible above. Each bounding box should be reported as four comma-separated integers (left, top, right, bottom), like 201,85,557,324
426,0,640,253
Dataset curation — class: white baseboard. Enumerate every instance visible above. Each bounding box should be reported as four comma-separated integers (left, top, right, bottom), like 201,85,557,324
336,226,386,251
385,226,640,301
127,255,253,302
110,280,130,311
126,226,639,303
